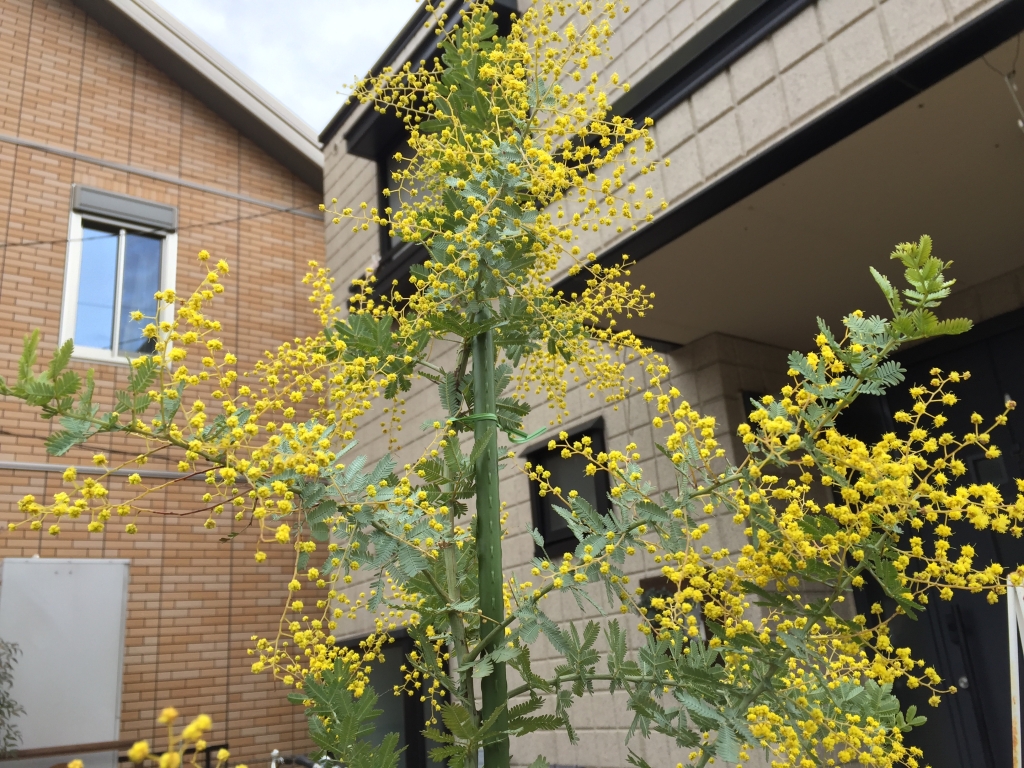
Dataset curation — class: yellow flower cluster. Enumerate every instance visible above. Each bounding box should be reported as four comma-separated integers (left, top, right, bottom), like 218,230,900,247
526,309,1024,767
113,707,239,768
326,0,665,424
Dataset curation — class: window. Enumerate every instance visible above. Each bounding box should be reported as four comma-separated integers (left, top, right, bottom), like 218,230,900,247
382,139,413,254
367,138,427,295
60,186,177,364
345,631,444,768
527,418,611,558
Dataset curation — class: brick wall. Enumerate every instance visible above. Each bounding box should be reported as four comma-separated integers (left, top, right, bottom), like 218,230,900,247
0,0,324,762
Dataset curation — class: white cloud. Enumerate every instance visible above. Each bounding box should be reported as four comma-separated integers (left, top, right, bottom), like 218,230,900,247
157,0,420,133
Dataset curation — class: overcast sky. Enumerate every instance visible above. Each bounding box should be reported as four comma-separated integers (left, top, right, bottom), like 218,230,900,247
158,0,421,133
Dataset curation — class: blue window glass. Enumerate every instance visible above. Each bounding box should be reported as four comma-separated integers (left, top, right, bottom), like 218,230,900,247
74,226,119,350
73,223,163,356
118,233,162,354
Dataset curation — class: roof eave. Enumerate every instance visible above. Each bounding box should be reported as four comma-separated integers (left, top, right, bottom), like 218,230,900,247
76,0,324,192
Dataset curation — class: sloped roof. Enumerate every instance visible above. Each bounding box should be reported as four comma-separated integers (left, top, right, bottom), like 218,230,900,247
75,0,323,191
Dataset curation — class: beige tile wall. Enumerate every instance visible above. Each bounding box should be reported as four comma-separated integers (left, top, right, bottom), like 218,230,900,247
319,0,1017,766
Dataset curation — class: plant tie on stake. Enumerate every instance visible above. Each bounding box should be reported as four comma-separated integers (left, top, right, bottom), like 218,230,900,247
452,412,545,444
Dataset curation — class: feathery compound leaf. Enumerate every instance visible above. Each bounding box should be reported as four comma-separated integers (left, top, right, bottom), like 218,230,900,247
891,235,957,310
368,454,396,485
510,714,562,736
127,356,159,393
52,370,81,399
508,696,544,723
396,544,427,578
438,371,460,415
20,378,54,406
440,703,478,740
44,429,84,456
934,317,973,336
18,330,39,384
488,645,520,663
47,339,73,380
713,725,741,763
870,266,902,313
626,752,654,768
472,657,494,678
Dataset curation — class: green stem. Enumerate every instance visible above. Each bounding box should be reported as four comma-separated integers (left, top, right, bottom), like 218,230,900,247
453,339,472,394
461,583,553,667
442,462,476,749
472,326,509,768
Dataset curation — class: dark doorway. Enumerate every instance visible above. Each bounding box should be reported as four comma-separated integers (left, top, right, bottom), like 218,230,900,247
839,307,1024,768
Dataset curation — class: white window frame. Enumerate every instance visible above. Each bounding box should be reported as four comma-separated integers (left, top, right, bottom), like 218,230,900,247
59,210,177,365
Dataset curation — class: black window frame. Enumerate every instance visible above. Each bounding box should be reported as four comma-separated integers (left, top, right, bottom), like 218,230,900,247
373,148,429,295
526,417,611,559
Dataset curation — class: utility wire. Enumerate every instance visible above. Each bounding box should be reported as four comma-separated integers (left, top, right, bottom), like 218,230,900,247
982,33,1021,78
0,201,323,251
983,35,1024,135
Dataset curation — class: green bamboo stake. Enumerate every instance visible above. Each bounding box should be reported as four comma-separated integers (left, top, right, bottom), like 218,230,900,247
471,326,510,768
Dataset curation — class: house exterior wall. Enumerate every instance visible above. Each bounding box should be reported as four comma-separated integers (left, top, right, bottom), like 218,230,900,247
319,1,1020,767
324,0,1009,283
557,0,1010,276
0,0,324,762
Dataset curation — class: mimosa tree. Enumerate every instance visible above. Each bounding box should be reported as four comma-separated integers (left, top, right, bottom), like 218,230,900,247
4,3,1024,768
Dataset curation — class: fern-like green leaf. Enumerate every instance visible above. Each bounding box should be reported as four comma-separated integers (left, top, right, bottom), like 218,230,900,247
934,317,973,336
44,429,84,457
18,330,39,384
52,370,80,399
47,339,74,381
